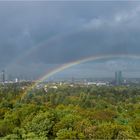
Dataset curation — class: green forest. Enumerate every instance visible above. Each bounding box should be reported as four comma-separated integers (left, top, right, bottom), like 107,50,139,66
0,83,140,139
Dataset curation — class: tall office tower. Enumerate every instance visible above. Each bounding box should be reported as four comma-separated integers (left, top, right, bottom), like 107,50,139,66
1,70,5,83
115,71,122,85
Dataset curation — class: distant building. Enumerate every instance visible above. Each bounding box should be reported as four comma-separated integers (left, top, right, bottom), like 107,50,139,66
50,86,58,89
86,82,107,86
1,70,5,83
15,78,19,83
115,71,123,85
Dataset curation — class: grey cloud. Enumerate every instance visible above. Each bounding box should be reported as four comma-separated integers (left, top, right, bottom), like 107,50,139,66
0,1,140,78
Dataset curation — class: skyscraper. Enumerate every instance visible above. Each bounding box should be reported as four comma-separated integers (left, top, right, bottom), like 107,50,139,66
1,70,5,83
115,71,122,85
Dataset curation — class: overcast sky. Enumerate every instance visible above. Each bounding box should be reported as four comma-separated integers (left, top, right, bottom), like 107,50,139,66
1,1,140,79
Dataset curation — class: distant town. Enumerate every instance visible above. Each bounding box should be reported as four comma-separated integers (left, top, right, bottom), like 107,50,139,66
1,70,140,88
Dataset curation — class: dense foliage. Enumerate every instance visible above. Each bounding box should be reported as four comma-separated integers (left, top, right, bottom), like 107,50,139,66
0,83,140,139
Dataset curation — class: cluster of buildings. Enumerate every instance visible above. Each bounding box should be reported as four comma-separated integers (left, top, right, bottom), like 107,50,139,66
0,69,138,86
80,71,123,86
0,70,20,84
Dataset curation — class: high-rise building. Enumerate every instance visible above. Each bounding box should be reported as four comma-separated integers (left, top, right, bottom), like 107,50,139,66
115,71,122,85
1,70,5,83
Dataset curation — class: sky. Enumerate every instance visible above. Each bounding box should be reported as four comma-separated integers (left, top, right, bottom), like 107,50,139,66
1,0,140,80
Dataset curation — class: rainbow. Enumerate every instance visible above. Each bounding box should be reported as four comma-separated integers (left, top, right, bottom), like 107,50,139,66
22,53,140,98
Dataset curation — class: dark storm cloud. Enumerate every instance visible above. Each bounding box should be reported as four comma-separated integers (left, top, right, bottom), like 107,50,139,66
1,1,140,77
